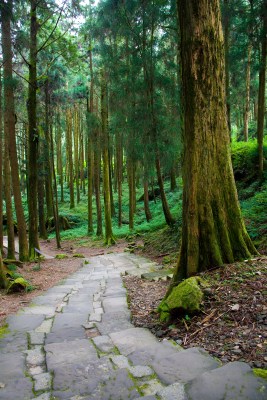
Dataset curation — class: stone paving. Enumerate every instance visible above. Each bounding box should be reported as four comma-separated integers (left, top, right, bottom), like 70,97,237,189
0,253,266,400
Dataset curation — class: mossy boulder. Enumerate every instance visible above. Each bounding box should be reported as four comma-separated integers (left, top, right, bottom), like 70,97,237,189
7,277,33,293
55,254,68,259
158,276,208,322
72,253,85,258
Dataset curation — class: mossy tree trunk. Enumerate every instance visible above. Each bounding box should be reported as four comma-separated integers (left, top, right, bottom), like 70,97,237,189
116,131,123,227
66,109,75,209
173,0,257,283
143,179,152,222
38,131,47,240
223,0,231,136
101,70,115,246
44,80,53,218
28,0,40,259
74,106,80,204
1,0,29,261
0,68,3,255
94,125,103,236
243,43,252,142
4,135,15,260
257,0,267,178
56,111,64,203
127,157,135,230
0,252,8,289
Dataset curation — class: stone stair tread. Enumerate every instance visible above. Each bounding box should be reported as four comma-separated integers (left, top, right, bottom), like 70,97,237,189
186,361,267,400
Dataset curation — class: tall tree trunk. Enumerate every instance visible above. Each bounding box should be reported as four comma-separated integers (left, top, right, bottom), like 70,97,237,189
0,68,3,255
128,157,135,230
1,0,29,261
38,133,47,239
244,44,252,142
144,179,152,222
94,127,102,236
50,125,61,249
0,252,8,289
223,0,231,136
28,0,40,258
116,131,123,227
172,0,257,283
87,47,94,234
44,80,53,218
155,156,175,226
109,150,116,218
170,165,177,191
66,109,75,209
56,112,64,203
4,138,15,260
74,107,80,204
257,0,267,178
101,70,115,245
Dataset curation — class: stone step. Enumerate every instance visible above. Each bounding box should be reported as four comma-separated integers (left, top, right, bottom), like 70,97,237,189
185,361,267,400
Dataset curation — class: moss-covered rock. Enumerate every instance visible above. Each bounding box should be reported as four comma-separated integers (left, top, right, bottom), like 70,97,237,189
55,254,68,259
7,277,33,293
253,368,267,380
158,277,207,322
72,253,85,258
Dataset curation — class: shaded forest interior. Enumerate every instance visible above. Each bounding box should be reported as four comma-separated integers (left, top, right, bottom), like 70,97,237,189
0,0,266,271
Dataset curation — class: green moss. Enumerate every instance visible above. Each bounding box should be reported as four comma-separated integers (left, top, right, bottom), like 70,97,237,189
253,368,267,380
7,277,33,293
55,254,68,259
72,253,85,258
158,277,207,322
0,324,10,338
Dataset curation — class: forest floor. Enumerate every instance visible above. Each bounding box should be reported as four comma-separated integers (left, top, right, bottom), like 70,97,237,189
1,236,266,370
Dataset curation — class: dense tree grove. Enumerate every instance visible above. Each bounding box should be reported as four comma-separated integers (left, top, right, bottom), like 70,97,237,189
0,0,266,283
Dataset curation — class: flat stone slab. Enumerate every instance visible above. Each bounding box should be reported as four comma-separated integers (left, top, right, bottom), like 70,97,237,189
33,372,52,391
20,305,55,315
186,361,267,400
25,348,45,367
6,314,45,332
157,382,186,400
28,331,45,346
35,318,53,333
110,327,159,356
89,313,102,322
92,335,115,353
150,346,220,385
128,365,154,378
110,355,130,369
89,368,139,400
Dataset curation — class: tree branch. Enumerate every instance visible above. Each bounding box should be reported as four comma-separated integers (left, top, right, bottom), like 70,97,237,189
37,0,67,54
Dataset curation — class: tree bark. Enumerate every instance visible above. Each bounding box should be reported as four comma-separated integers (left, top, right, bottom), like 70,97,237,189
223,0,231,136
56,112,64,203
66,109,75,209
74,107,80,204
27,0,40,258
101,70,115,245
257,0,267,178
244,44,252,142
4,135,15,260
116,131,123,227
0,68,3,255
144,179,152,222
1,0,29,261
44,80,53,218
173,0,257,283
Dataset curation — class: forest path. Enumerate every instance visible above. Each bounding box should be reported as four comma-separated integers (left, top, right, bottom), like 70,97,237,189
0,253,266,400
